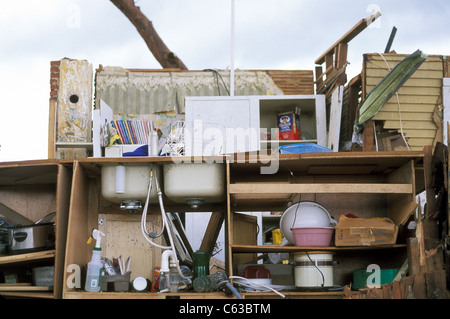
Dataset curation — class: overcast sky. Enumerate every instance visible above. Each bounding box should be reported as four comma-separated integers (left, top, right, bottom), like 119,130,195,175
1,0,449,162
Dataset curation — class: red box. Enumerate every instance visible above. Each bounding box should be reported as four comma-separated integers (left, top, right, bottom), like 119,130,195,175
277,111,301,140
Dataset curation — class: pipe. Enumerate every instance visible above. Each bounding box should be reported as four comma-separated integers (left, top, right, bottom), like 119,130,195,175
225,282,242,299
140,165,189,281
230,0,235,96
161,249,175,273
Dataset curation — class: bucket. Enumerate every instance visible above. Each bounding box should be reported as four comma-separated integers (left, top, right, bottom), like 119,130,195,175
293,252,334,288
291,227,334,247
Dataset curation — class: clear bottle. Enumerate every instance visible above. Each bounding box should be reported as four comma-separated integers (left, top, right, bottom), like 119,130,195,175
85,230,105,292
85,247,103,292
169,264,180,292
193,271,227,293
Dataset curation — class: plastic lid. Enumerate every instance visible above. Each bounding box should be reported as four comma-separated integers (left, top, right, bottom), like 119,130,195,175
133,277,147,292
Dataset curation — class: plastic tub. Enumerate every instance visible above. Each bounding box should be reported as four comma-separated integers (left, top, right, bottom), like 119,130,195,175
291,227,334,247
279,143,332,154
352,268,399,290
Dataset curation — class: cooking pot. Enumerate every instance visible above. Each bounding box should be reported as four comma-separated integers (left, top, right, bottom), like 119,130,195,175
280,201,337,245
8,223,55,254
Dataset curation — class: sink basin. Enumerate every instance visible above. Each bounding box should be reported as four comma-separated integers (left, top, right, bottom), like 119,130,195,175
101,163,159,204
163,163,225,207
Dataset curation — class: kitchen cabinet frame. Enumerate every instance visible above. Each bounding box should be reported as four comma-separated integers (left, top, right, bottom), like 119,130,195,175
226,151,425,298
0,160,72,299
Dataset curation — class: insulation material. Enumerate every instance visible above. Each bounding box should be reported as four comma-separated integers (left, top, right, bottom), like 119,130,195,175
56,59,93,143
95,68,283,114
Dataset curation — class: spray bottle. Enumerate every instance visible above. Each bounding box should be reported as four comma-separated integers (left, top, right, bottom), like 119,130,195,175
85,229,105,292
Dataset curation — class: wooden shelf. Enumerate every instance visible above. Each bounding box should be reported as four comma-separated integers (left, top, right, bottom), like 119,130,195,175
64,291,235,299
231,244,407,253
230,183,413,195
0,250,55,265
260,139,317,144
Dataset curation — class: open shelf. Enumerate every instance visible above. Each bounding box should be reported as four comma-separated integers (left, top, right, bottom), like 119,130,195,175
231,244,407,253
0,250,55,265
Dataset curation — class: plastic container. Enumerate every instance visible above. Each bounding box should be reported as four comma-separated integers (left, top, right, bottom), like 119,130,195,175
85,248,103,292
193,271,227,293
193,252,211,279
291,227,334,247
243,265,271,279
280,201,337,245
100,272,131,292
279,143,332,154
271,228,282,245
352,268,399,290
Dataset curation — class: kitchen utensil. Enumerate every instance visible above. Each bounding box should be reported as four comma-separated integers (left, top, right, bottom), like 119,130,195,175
290,226,335,247
8,223,55,254
280,201,336,245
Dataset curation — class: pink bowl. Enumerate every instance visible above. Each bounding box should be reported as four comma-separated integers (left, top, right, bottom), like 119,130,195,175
290,227,334,247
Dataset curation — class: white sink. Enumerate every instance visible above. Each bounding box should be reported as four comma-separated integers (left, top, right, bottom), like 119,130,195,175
101,163,159,204
163,162,225,207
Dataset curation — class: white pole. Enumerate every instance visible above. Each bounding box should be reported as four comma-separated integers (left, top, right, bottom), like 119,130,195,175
230,0,235,96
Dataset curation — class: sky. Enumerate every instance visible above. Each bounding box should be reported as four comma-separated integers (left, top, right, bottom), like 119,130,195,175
0,0,449,162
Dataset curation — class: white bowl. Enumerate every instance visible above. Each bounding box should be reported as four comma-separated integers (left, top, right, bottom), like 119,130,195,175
280,201,336,245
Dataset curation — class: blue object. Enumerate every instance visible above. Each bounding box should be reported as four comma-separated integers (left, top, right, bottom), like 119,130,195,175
279,143,332,154
123,145,149,157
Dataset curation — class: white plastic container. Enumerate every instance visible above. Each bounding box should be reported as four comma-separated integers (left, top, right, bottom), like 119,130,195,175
163,163,225,207
293,252,334,288
101,163,159,204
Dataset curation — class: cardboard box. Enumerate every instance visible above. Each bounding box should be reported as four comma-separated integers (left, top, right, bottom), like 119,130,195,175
277,111,301,140
335,216,398,247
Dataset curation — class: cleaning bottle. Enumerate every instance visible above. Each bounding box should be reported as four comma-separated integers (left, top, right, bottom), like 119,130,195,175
85,229,105,292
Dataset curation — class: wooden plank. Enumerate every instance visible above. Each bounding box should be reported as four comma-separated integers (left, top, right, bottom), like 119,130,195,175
198,212,224,255
407,237,421,276
375,111,433,121
315,11,381,65
365,77,443,88
229,183,413,194
48,100,56,159
365,68,444,79
54,164,72,299
383,121,437,130
379,103,437,113
363,120,375,152
0,202,33,225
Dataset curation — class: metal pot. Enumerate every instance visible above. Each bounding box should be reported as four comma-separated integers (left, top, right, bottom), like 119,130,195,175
8,223,55,254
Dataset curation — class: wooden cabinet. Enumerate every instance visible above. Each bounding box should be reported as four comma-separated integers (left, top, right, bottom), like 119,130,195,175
184,95,326,156
0,160,72,298
62,157,229,299
226,151,425,298
0,151,428,299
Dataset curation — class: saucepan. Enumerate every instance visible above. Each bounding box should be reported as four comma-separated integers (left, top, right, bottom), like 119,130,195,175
3,212,56,255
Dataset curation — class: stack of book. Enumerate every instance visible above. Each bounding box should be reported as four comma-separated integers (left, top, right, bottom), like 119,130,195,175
111,120,152,144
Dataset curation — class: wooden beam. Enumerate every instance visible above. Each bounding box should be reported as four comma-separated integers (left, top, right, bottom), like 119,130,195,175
315,11,381,65
198,212,224,255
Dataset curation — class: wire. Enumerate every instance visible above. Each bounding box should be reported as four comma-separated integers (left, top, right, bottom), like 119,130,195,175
229,276,287,299
377,53,411,151
203,69,231,96
305,252,325,287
